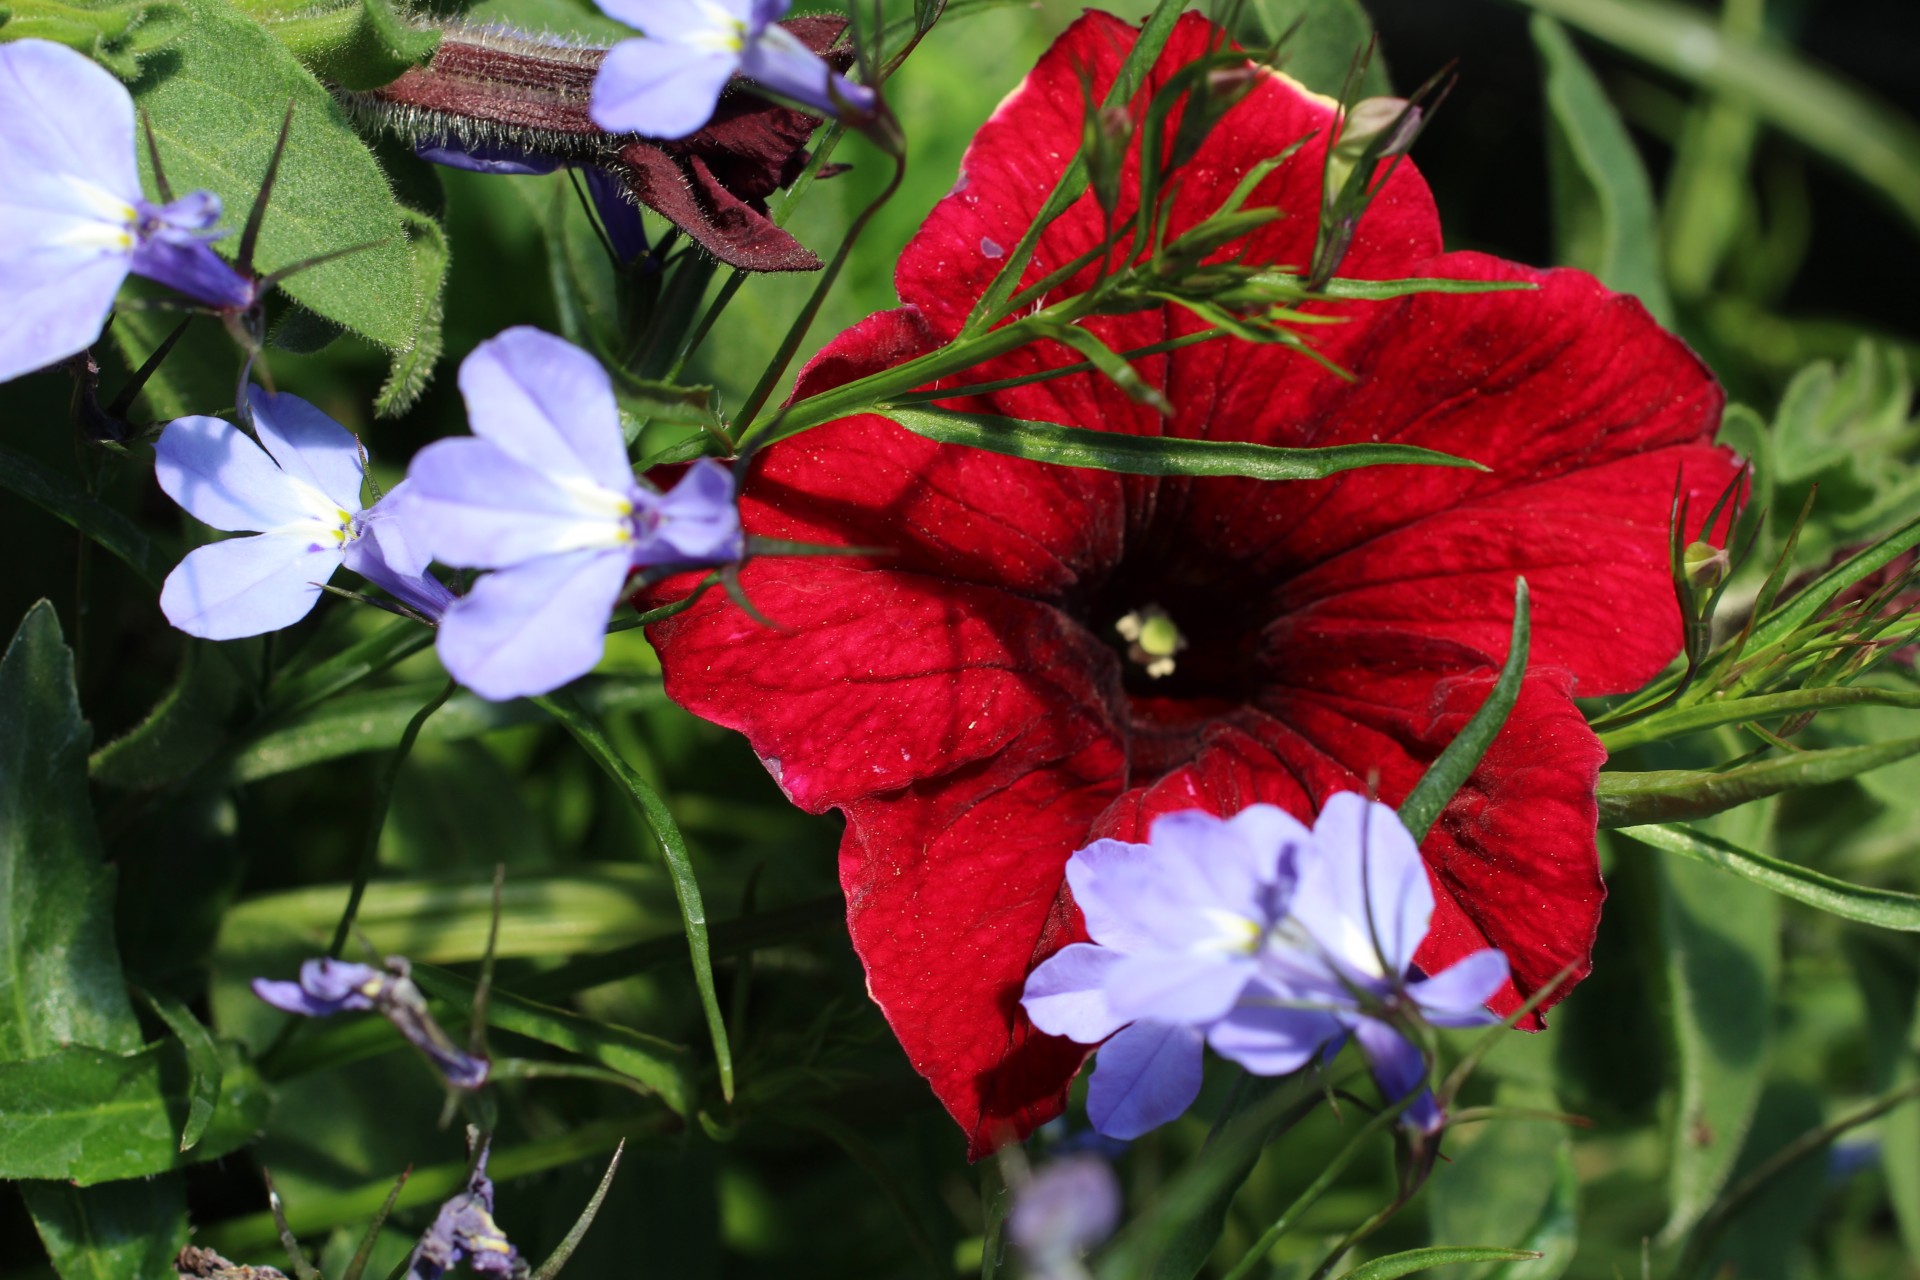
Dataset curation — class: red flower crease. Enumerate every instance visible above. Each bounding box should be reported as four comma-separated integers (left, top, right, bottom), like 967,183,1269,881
646,12,1735,1155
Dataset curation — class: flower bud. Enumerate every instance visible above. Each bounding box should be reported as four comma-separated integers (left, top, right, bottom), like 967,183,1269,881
1683,540,1731,592
1324,97,1420,201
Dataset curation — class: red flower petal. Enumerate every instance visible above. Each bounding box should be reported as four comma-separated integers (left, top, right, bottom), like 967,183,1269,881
647,9,1736,1152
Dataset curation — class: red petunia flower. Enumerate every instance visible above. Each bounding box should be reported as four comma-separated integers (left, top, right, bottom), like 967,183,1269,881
646,12,1736,1155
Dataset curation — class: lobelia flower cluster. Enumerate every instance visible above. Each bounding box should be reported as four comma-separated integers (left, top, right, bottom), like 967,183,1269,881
1022,796,1508,1138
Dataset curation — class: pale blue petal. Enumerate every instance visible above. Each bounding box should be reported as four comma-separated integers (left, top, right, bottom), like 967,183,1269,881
0,41,139,207
590,39,738,140
1353,1017,1441,1132
341,534,454,621
405,437,628,569
357,481,432,577
457,327,631,486
1407,949,1509,1027
155,414,335,533
739,22,873,115
595,0,751,43
127,237,252,309
1086,1021,1205,1140
1105,952,1254,1027
248,388,365,511
0,248,126,384
1064,838,1175,953
435,549,632,700
1292,793,1432,978
637,458,742,564
1206,979,1344,1075
1021,943,1127,1044
160,534,341,639
746,0,791,35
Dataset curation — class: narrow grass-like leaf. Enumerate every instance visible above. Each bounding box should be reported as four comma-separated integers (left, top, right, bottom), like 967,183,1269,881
0,445,172,588
196,1116,663,1255
534,691,732,1101
131,985,223,1151
1618,823,1920,930
1596,736,1920,826
1495,0,1920,237
263,619,435,717
1334,1247,1542,1280
529,1141,624,1280
1399,579,1530,841
1531,15,1672,322
1598,685,1920,752
1735,513,1920,660
879,406,1481,480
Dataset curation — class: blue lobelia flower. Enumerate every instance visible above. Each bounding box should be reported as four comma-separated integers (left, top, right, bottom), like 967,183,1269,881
0,39,254,384
1022,795,1509,1139
253,956,489,1090
1227,792,1511,1134
407,1138,521,1279
1021,806,1340,1138
402,326,743,701
588,0,876,140
155,388,452,639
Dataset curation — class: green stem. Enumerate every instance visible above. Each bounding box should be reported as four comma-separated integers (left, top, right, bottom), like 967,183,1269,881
533,691,734,1103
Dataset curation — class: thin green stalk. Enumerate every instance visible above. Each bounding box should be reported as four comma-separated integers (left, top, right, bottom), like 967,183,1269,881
735,150,908,433
534,690,733,1102
327,680,455,958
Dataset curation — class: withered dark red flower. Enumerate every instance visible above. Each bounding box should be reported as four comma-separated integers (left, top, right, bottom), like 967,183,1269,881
645,12,1737,1155
355,17,852,271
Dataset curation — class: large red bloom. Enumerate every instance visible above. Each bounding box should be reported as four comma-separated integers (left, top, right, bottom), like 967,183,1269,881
647,13,1734,1155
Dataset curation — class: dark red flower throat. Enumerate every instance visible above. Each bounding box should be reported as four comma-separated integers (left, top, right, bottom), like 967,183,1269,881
646,12,1737,1156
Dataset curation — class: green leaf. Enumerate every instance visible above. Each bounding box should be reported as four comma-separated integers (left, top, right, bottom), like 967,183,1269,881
0,1038,271,1182
19,1179,189,1280
1617,823,1920,931
1494,0,1920,239
1241,0,1390,99
1596,735,1920,827
0,0,179,77
407,964,694,1115
877,405,1483,481
133,986,226,1151
535,691,733,1102
238,0,438,90
0,445,172,588
1531,15,1673,324
1427,1087,1576,1280
1645,800,1779,1243
1335,1247,1543,1280
1400,580,1530,842
0,601,140,1061
216,676,665,786
131,0,424,350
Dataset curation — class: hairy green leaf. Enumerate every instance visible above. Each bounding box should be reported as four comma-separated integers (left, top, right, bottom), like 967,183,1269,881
374,204,450,414
131,0,423,349
0,1039,271,1182
0,602,140,1061
239,0,438,89
879,405,1482,481
1618,823,1920,931
1335,1247,1543,1280
1532,15,1672,323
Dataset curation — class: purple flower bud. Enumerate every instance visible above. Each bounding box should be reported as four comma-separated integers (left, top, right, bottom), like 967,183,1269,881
408,1141,521,1279
253,955,489,1091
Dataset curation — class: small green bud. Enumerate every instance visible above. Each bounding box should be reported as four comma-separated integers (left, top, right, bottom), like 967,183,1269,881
1324,97,1419,202
1683,540,1730,591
